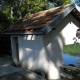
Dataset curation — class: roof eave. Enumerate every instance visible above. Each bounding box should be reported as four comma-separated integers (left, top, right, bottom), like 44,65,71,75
3,31,45,35
41,3,75,34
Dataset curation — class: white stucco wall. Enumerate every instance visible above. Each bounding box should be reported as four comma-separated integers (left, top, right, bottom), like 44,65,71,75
17,33,63,79
11,13,79,79
18,35,45,70
43,31,63,79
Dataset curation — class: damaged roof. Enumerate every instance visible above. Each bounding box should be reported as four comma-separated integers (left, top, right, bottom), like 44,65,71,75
3,3,80,35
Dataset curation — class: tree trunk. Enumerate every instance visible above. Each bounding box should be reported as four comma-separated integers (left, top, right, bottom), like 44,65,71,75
10,6,13,18
19,0,22,19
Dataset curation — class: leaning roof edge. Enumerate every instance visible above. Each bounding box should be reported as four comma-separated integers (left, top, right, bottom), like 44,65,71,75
41,3,75,34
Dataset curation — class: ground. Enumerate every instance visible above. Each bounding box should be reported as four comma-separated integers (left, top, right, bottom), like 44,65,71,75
0,56,46,80
0,71,46,80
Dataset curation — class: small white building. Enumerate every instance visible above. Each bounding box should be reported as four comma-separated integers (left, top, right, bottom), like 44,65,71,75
3,4,80,79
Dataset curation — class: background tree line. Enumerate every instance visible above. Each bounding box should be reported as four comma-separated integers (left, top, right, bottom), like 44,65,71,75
0,0,72,57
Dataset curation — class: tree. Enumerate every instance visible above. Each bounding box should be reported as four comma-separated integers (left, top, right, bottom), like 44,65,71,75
48,0,72,7
0,0,50,32
15,0,49,18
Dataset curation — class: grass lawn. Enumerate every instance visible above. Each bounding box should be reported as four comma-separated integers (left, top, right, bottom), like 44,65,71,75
63,43,80,56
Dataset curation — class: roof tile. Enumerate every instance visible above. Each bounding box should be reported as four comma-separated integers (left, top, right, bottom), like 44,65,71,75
6,6,68,32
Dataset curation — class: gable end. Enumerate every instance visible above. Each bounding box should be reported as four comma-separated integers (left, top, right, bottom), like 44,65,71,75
41,4,75,34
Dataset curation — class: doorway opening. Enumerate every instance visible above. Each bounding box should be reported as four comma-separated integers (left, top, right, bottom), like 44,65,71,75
12,37,20,66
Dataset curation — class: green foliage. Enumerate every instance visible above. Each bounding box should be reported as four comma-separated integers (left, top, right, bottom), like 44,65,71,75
50,0,72,7
0,0,50,32
63,43,80,56
63,0,72,5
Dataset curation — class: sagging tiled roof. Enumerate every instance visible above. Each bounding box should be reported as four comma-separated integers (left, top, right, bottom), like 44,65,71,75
3,4,80,35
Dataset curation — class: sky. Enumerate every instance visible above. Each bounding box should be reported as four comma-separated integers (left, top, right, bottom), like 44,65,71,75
72,0,77,2
72,0,80,7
